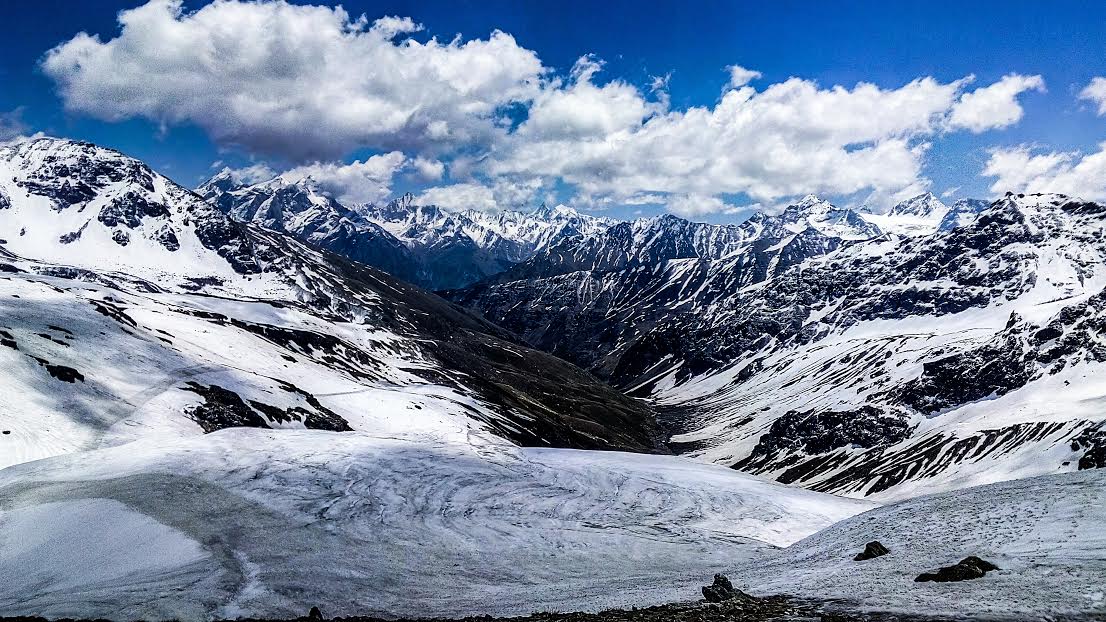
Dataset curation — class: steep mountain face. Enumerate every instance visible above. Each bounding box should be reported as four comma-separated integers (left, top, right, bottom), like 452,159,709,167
860,192,949,236
202,170,615,290
938,197,991,231
0,137,662,470
358,197,615,289
198,172,422,283
451,192,1106,499
448,196,880,379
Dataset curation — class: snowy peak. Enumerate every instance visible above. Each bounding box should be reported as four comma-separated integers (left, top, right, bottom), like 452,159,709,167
195,167,245,199
0,136,262,280
889,192,948,218
861,192,952,237
937,197,991,231
778,195,882,240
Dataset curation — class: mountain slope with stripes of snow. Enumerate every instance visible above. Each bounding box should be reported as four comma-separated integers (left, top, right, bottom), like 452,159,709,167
452,192,1106,500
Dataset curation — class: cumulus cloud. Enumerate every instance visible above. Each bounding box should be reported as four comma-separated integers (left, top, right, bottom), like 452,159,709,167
1079,77,1106,115
515,56,663,141
726,65,761,88
982,144,1106,199
216,162,277,185
412,157,445,181
487,69,1040,209
280,152,407,204
417,183,497,211
486,67,1046,210
43,0,544,161
666,194,746,218
946,73,1045,132
416,177,545,212
39,1,1046,214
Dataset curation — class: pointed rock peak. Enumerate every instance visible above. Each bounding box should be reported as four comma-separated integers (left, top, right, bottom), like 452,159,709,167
795,193,832,209
390,192,417,210
952,198,991,211
550,204,583,219
890,192,948,217
531,202,553,218
196,168,243,197
781,194,836,221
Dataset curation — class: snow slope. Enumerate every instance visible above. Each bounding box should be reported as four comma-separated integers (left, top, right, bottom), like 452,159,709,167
0,137,663,466
455,192,1106,500
735,469,1106,618
0,428,871,621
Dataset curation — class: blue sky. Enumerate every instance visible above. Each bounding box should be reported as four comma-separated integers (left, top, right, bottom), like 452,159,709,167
4,0,1106,221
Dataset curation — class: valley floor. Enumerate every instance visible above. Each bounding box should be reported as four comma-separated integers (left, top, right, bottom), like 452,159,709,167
2,429,1103,621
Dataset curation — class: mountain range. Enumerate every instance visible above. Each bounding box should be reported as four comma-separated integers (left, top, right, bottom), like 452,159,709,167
198,170,614,290
0,136,1103,620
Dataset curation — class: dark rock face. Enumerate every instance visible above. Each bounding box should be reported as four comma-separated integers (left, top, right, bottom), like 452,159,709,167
14,140,154,210
733,407,913,476
181,381,352,434
182,382,271,432
1072,425,1106,470
854,541,889,561
97,191,170,228
898,335,1035,415
702,574,747,603
915,556,999,582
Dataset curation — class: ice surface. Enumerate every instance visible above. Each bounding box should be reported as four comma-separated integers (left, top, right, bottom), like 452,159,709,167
0,428,871,620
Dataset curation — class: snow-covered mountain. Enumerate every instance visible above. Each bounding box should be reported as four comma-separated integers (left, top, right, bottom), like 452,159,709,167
938,197,991,231
201,171,615,290
0,137,877,621
451,192,1106,499
449,195,882,375
1,138,1103,620
860,192,950,236
0,137,661,466
359,196,615,289
198,171,422,283
861,193,992,237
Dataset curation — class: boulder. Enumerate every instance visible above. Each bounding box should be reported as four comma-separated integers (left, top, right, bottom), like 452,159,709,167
915,556,999,582
702,574,743,603
853,540,889,561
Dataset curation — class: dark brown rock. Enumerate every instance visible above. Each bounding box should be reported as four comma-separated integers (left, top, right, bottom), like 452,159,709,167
853,540,889,561
915,556,999,582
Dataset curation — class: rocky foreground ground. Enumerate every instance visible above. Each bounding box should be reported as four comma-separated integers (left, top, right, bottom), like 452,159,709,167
6,593,1100,622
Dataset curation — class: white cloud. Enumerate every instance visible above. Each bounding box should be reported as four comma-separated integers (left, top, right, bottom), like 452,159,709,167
412,157,445,181
42,0,544,161
946,73,1044,132
515,56,662,141
666,194,747,218
982,143,1106,199
941,186,961,198
726,65,761,88
280,152,407,204
217,162,277,185
1079,77,1106,115
488,71,1037,209
417,177,545,211
417,183,497,211
39,1,1045,214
